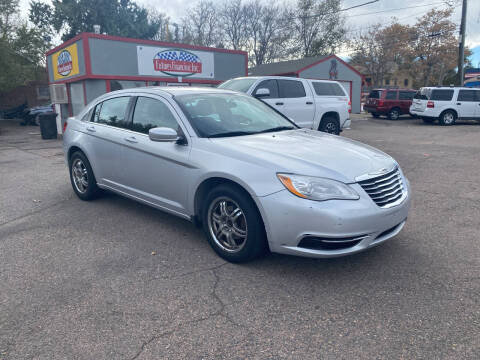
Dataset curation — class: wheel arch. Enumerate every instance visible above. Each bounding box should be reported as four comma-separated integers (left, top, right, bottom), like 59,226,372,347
440,108,458,118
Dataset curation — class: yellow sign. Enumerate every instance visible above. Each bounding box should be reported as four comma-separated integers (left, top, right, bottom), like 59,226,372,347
52,43,80,80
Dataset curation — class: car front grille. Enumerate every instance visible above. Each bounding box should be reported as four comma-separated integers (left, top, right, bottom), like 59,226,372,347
358,167,405,207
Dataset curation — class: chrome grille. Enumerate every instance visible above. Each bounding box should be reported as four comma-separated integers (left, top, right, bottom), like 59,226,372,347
358,168,404,207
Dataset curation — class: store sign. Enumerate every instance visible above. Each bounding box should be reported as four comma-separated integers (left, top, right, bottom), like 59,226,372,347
137,46,214,78
52,43,80,81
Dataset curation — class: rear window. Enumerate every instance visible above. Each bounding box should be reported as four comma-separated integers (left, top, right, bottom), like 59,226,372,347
312,82,346,96
414,91,428,100
368,90,382,99
430,89,454,101
399,91,415,100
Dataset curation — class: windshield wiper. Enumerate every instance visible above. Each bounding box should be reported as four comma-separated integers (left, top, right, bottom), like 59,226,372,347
257,126,295,134
208,131,255,138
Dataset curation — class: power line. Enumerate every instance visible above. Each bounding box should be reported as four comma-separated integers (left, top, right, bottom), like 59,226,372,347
343,1,461,18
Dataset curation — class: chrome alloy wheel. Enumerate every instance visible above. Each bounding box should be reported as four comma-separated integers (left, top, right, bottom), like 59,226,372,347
443,112,454,124
208,197,248,253
72,158,88,194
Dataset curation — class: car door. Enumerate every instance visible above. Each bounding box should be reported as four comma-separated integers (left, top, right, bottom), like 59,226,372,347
117,95,192,216
252,78,279,108
385,90,398,111
275,79,315,128
456,89,477,118
83,96,133,189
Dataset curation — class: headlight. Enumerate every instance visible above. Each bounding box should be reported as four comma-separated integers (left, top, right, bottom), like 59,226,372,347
277,173,359,201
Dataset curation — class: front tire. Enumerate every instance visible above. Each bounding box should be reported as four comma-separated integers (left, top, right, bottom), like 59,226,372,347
69,151,100,201
202,184,267,263
319,117,340,135
438,110,456,126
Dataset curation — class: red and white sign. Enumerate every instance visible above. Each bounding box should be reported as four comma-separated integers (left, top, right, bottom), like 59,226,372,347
137,46,214,78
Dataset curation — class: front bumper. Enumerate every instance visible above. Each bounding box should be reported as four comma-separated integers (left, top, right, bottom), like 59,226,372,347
256,181,411,258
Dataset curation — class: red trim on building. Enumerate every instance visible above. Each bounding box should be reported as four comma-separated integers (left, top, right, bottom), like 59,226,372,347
66,83,73,116
82,81,87,105
296,55,364,79
105,80,111,92
82,35,92,75
50,74,223,85
47,32,247,57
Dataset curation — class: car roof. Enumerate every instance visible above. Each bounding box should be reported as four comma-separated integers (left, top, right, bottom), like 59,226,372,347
101,86,239,99
371,88,416,92
228,76,340,83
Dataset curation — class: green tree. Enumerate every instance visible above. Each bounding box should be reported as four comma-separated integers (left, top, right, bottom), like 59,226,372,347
29,0,162,42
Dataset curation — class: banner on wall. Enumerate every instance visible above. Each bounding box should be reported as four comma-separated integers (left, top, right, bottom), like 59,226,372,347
52,43,80,81
137,46,214,78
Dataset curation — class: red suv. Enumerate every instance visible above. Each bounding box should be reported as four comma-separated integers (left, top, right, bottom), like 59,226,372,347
364,89,417,120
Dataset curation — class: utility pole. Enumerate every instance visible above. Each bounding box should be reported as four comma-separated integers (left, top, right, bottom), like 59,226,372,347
458,0,468,86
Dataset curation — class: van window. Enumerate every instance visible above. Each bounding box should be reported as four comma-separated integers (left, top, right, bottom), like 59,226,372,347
430,89,454,101
368,90,382,99
385,91,397,100
278,80,306,98
457,90,477,102
253,79,279,98
312,82,345,96
399,91,415,100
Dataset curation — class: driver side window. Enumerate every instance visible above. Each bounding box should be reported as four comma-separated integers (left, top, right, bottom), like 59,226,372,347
131,97,179,134
253,80,279,98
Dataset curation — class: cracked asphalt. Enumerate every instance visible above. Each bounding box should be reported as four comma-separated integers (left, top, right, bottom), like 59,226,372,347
0,116,479,359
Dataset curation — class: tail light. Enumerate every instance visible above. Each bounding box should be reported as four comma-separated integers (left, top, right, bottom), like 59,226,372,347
63,120,68,133
348,100,351,113
427,101,434,108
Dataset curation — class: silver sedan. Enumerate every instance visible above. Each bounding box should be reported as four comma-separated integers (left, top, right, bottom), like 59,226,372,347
63,87,410,262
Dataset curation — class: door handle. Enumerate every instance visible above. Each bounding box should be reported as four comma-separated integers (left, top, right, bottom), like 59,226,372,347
306,101,313,105
86,126,96,132
456,103,461,105
124,136,138,144
275,102,284,105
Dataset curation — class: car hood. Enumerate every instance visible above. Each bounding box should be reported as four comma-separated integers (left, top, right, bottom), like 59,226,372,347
209,129,396,183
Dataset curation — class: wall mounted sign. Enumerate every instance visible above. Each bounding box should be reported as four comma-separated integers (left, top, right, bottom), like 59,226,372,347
329,59,338,80
137,46,214,78
52,43,80,81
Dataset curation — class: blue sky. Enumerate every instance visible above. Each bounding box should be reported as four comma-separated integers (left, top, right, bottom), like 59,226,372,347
470,46,480,68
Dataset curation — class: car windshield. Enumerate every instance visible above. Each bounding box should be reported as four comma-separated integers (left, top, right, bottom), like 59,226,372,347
217,78,257,93
174,93,296,138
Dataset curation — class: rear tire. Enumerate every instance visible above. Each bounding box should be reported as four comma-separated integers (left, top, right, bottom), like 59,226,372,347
69,151,100,201
387,108,400,120
202,184,267,263
438,110,456,126
319,116,340,135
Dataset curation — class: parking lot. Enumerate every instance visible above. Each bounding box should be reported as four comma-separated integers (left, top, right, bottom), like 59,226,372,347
0,116,479,359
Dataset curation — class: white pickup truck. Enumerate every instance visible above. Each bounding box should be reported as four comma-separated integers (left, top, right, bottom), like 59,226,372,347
218,76,351,135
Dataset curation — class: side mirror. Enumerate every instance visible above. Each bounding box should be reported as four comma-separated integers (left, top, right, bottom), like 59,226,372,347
254,88,270,98
149,127,180,142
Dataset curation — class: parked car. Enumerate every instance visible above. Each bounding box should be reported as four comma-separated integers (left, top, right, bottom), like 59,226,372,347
0,103,27,119
364,89,417,120
21,103,55,126
410,87,480,125
218,76,351,135
63,87,410,263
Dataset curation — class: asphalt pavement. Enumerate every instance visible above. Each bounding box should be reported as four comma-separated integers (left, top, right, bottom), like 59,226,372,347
0,116,479,359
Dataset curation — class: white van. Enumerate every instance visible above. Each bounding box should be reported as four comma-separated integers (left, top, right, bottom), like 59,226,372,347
410,87,480,125
218,76,351,135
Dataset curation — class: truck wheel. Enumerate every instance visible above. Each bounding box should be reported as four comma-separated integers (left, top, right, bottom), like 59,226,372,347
438,110,456,126
319,117,340,135
387,108,400,120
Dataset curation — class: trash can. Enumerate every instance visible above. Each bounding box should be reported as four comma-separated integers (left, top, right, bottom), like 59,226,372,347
39,112,58,140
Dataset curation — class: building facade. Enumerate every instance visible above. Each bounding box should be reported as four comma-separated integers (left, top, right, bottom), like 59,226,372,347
46,32,248,121
250,55,364,113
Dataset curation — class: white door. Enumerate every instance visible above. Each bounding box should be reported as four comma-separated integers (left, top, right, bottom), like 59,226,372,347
273,79,315,128
456,89,478,118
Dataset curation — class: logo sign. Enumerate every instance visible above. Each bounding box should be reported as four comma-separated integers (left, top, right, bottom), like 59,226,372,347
52,43,80,81
138,46,214,79
329,59,338,80
57,50,73,76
